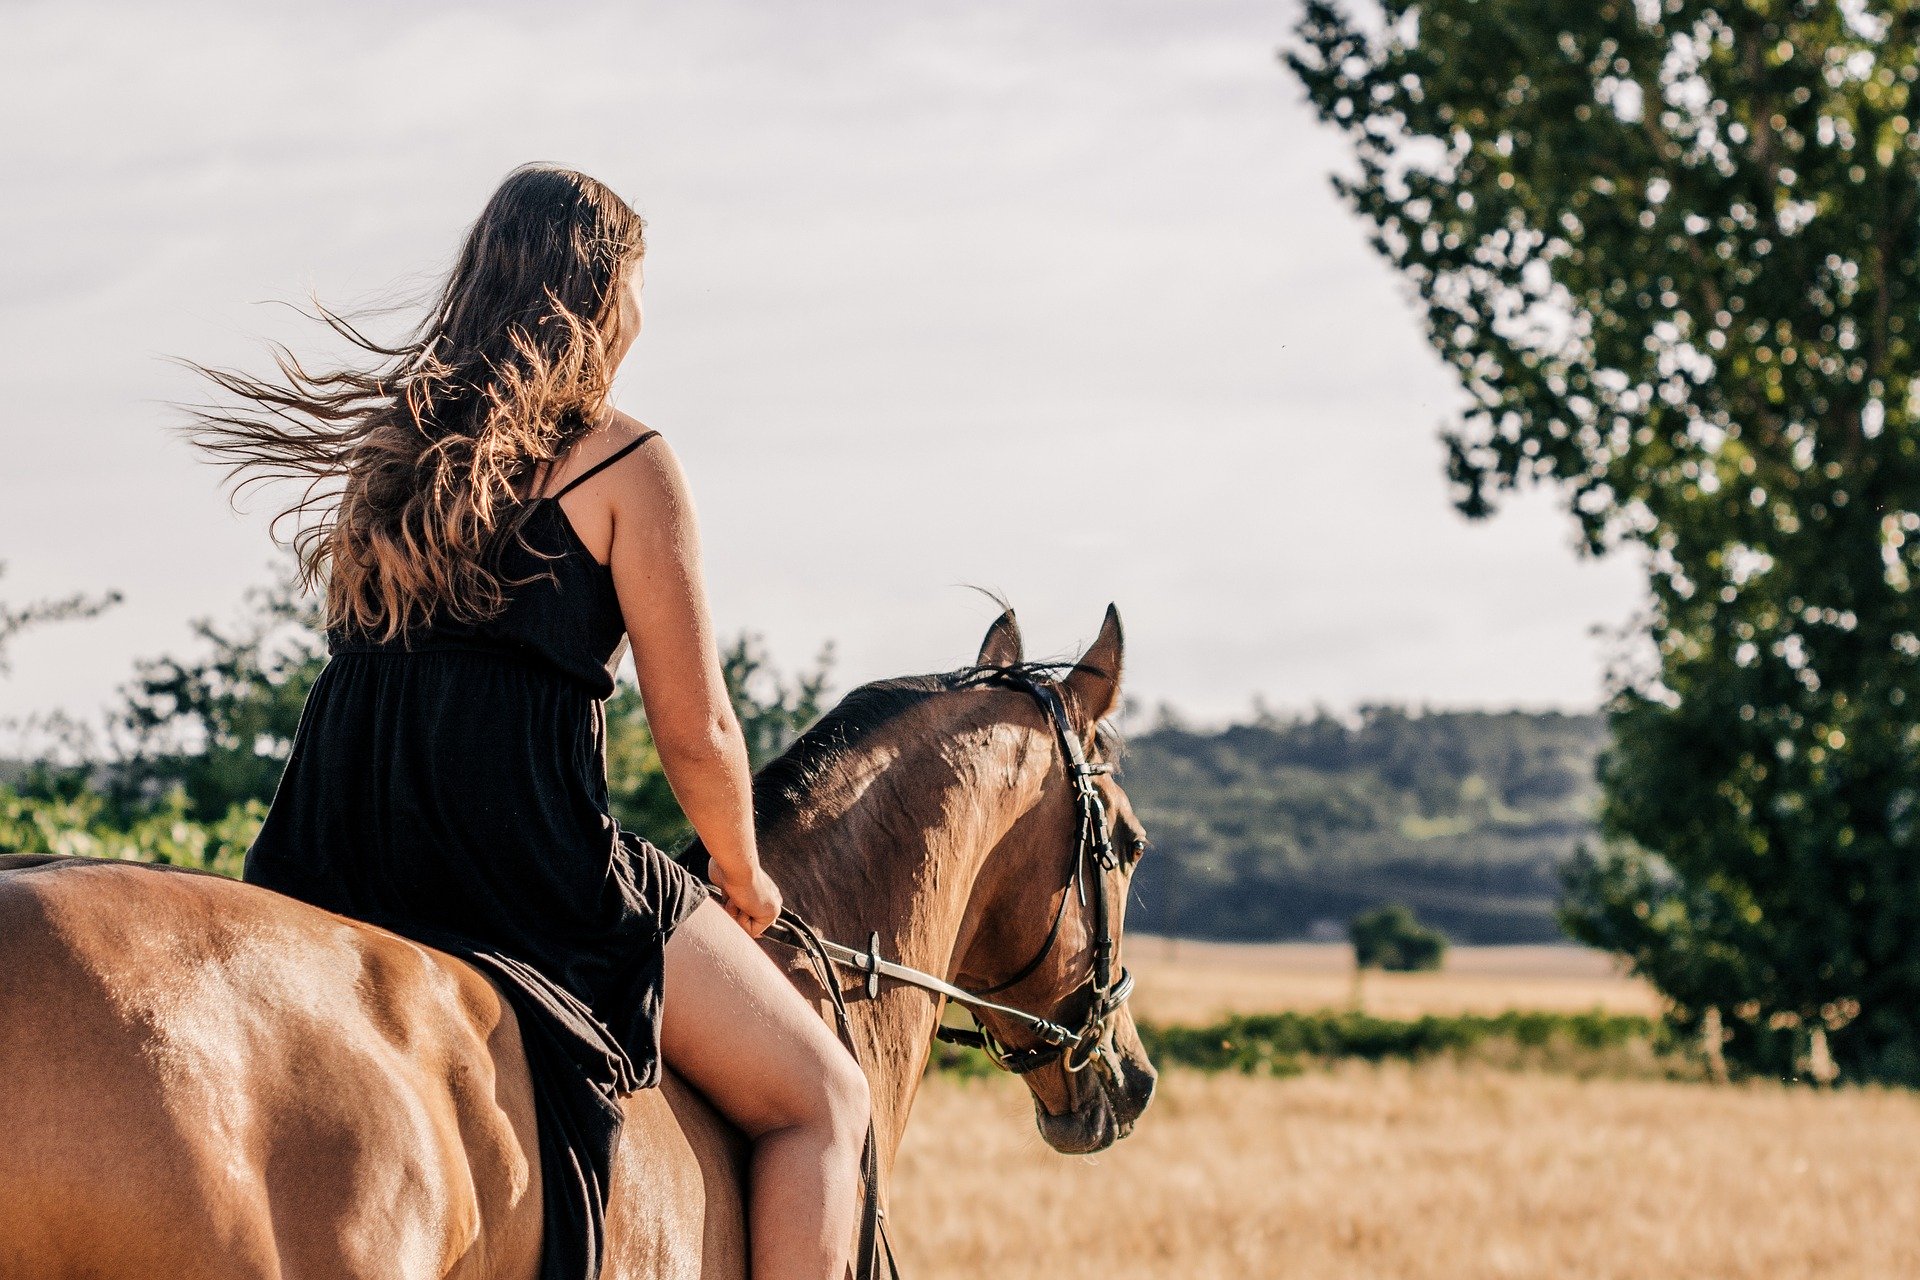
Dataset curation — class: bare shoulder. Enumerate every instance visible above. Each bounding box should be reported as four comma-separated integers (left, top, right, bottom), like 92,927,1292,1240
601,410,684,491
600,411,695,538
604,409,668,457
604,407,659,444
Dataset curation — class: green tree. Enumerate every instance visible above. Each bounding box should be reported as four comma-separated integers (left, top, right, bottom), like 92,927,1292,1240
1349,903,1450,972
3,559,835,874
606,634,833,845
0,785,257,879
1290,1,1920,1078
109,571,326,822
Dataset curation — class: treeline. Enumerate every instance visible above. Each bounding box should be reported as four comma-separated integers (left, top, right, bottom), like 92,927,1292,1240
2,571,1607,948
0,575,828,872
1123,707,1606,944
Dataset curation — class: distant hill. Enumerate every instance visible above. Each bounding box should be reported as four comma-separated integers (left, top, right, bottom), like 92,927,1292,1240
1121,707,1606,944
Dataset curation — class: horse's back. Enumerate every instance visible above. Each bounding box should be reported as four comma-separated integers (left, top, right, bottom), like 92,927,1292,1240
0,855,545,1280
0,854,750,1280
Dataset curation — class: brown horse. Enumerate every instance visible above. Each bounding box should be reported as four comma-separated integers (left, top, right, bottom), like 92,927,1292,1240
0,607,1155,1280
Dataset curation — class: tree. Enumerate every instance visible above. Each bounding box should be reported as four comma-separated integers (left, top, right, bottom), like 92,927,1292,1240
0,561,119,676
5,565,835,876
109,571,327,822
1289,1,1920,1078
1349,903,1450,972
606,633,833,846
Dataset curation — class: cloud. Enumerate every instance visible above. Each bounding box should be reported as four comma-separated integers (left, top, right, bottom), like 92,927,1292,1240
0,0,1642,739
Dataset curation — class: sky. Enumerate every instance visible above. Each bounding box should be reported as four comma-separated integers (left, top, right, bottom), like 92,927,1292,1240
0,0,1646,745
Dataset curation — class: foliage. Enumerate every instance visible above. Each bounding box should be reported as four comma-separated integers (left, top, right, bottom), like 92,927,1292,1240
1126,706,1605,942
0,784,258,879
102,573,326,823
1349,903,1449,971
929,1007,1685,1079
1289,1,1920,1081
606,633,834,846
1,568,831,875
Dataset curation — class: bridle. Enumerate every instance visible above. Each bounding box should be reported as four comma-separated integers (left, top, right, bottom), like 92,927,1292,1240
927,672,1135,1075
770,670,1135,1077
740,668,1138,1280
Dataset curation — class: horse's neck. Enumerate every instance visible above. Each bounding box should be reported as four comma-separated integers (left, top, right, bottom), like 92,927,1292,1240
759,722,1034,1169
762,824,986,1168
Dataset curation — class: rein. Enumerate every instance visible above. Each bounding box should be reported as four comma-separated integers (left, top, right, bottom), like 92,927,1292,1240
732,670,1136,1280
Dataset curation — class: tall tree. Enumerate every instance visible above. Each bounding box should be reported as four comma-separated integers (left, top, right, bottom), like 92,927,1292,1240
1290,1,1920,1078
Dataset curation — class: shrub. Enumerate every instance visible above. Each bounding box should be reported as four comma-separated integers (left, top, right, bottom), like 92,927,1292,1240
1349,903,1448,972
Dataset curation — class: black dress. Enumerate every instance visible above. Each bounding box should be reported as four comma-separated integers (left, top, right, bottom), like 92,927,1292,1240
246,429,706,1280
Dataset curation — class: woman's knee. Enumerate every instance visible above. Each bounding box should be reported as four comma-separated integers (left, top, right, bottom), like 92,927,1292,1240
763,1032,869,1147
817,1040,871,1145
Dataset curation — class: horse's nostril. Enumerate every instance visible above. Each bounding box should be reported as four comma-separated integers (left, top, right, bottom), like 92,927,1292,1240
1106,1057,1156,1130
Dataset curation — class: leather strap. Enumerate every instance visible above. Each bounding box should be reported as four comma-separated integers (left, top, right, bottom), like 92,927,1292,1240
765,904,899,1280
775,920,1080,1047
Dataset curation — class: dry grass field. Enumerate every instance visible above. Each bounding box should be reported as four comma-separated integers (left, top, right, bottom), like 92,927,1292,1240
1124,936,1662,1022
892,1064,1920,1280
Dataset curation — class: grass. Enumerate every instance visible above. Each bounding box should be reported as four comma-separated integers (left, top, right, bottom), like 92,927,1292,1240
935,939,1684,1079
932,1008,1687,1080
1139,1008,1685,1079
891,1064,1920,1280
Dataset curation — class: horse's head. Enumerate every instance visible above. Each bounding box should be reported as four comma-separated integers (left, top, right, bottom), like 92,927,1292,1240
951,605,1157,1154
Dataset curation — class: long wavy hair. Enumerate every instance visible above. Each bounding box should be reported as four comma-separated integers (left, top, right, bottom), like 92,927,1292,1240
182,163,647,642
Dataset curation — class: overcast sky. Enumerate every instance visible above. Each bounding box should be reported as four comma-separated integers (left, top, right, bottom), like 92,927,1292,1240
0,0,1645,745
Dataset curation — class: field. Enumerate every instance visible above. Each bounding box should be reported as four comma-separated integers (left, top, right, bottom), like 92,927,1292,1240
888,941,1917,1278
891,1066,1920,1280
1123,936,1661,1022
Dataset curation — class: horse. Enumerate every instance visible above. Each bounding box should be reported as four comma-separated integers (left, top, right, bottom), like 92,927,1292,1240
0,606,1156,1279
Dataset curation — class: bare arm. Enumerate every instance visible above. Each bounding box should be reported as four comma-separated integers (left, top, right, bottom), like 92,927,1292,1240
602,428,781,934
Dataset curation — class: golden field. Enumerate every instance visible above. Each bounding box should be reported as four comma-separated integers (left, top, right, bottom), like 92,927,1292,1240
889,942,1910,1278
1123,936,1662,1022
891,1064,1920,1280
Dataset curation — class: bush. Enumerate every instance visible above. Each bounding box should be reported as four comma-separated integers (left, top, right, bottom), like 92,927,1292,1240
0,784,259,879
1349,903,1448,972
927,1008,1683,1080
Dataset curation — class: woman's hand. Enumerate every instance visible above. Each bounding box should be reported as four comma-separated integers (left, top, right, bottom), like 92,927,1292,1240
709,857,783,937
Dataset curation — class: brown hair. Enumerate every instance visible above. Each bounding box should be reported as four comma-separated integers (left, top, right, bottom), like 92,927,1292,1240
181,163,647,641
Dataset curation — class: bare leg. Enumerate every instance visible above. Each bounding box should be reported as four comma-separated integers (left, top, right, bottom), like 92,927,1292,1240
661,900,870,1279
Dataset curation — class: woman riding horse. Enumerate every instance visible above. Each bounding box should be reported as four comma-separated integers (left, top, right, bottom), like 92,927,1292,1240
183,164,870,1280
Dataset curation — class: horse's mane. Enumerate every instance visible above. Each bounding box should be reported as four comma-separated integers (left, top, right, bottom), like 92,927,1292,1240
746,660,1118,837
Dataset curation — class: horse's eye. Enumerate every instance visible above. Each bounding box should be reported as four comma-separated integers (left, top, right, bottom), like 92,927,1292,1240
1122,832,1148,865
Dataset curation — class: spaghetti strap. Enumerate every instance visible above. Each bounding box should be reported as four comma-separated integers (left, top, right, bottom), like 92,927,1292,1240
547,430,661,501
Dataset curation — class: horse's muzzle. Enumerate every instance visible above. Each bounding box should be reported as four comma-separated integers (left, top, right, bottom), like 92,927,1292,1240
1032,1042,1156,1153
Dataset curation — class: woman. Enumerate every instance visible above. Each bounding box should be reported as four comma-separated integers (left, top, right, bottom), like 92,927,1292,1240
187,164,870,1280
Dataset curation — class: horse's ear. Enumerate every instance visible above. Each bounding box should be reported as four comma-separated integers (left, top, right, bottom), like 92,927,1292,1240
1062,604,1123,736
977,608,1024,667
